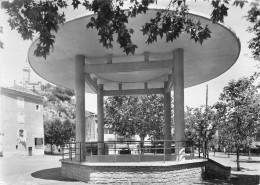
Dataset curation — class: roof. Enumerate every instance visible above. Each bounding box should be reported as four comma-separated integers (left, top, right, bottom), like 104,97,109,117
28,9,240,95
1,85,43,100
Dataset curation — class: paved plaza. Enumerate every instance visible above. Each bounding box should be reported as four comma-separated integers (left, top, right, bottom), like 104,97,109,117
0,154,86,185
206,152,260,185
0,152,259,185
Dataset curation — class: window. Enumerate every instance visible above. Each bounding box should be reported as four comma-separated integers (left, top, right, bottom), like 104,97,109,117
17,97,24,108
18,112,24,123
19,129,24,137
35,138,43,149
17,129,26,139
35,104,40,111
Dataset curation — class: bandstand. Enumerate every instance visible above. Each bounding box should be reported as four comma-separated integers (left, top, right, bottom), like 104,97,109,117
28,8,240,184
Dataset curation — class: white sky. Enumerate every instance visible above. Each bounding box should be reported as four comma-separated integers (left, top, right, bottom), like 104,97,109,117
0,1,259,113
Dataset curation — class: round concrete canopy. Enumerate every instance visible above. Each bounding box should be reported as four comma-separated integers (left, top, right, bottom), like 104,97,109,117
28,9,240,94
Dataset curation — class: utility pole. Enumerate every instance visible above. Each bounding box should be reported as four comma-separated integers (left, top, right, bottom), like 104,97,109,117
206,84,208,111
205,84,209,158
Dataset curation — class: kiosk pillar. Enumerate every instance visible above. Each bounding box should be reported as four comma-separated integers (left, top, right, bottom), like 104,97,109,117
75,55,86,161
173,49,185,161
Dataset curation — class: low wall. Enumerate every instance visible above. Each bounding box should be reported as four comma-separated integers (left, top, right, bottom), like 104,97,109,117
61,158,231,184
61,159,206,184
205,158,231,179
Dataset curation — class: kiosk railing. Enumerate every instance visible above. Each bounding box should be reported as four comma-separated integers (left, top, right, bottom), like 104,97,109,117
61,140,203,163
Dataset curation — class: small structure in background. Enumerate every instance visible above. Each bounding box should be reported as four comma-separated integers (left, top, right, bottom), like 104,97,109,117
22,60,42,92
85,110,134,142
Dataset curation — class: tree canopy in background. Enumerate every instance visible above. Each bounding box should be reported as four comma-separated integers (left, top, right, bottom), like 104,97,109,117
44,118,75,150
41,83,75,120
214,74,260,170
39,83,76,153
104,94,167,141
185,105,217,142
246,0,260,61
185,105,218,157
1,0,249,58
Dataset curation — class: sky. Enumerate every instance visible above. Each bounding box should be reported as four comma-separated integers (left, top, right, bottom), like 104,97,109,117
0,1,259,113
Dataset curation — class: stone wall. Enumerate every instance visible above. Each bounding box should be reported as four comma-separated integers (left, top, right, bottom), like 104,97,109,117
205,158,231,179
62,158,231,184
61,160,206,184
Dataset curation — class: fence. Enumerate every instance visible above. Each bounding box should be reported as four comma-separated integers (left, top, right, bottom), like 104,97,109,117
61,140,205,163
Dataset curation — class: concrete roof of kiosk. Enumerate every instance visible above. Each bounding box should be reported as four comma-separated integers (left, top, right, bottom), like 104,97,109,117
28,9,240,95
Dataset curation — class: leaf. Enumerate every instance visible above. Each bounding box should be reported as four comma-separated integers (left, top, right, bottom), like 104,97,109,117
233,0,248,8
71,0,81,9
82,0,92,10
223,0,229,4
177,0,182,6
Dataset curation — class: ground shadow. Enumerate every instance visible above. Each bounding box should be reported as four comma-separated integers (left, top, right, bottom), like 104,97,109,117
237,160,260,164
195,174,260,185
231,167,258,172
229,174,260,185
31,167,78,182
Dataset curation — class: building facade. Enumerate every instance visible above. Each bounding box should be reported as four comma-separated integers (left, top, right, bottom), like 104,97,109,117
0,85,44,156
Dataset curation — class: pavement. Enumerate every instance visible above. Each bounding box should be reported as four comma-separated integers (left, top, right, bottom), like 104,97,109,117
202,152,260,185
209,152,260,175
0,154,86,185
0,152,259,185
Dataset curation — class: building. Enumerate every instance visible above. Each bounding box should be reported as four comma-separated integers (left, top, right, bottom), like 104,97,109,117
85,110,118,142
85,110,141,144
85,111,98,142
0,84,44,156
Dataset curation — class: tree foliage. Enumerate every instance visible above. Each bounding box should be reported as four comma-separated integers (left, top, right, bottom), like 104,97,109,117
215,74,260,170
44,118,75,147
185,105,218,157
104,94,166,141
40,83,76,120
246,0,260,61
185,106,217,141
39,83,76,153
1,0,246,58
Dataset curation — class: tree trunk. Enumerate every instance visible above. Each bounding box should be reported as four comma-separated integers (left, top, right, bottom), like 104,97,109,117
198,139,201,158
50,143,53,155
140,136,145,154
205,140,209,158
202,139,208,159
236,147,241,171
248,146,252,160
201,140,204,158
